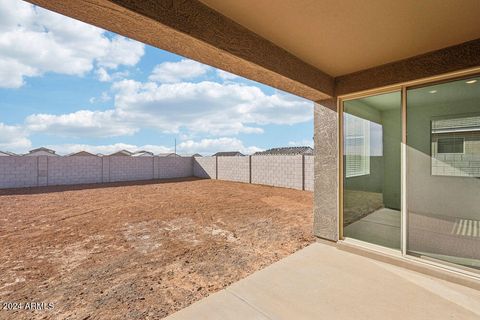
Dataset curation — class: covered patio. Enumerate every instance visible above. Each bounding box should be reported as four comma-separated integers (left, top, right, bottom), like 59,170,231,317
17,0,480,318
166,241,480,320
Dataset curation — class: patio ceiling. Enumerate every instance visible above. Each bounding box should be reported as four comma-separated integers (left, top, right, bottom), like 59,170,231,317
200,0,480,77
23,0,480,101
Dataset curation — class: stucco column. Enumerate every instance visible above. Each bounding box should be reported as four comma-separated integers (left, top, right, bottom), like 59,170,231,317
313,99,339,241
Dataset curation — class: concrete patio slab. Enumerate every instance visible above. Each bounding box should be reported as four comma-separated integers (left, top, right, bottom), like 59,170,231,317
166,242,480,320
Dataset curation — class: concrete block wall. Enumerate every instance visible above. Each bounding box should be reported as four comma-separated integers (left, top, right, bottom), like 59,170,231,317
102,157,110,182
217,156,250,183
37,156,48,186
0,156,38,188
194,155,313,191
251,155,303,190
47,156,103,185
304,155,314,191
0,156,195,189
158,157,193,178
0,155,313,190
109,157,155,182
193,157,216,178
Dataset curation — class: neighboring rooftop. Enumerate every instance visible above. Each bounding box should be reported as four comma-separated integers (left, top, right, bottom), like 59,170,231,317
254,146,313,156
212,151,244,157
0,151,17,156
108,150,133,157
25,147,58,156
132,150,154,157
181,153,202,157
0,148,316,158
157,153,179,157
67,151,96,157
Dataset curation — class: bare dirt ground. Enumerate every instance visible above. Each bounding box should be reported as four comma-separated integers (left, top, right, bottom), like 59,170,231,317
0,178,313,319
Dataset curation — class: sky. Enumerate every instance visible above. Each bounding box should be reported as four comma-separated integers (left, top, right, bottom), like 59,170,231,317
0,0,313,156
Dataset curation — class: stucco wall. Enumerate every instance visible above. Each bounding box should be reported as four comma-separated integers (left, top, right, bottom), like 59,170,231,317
407,101,480,220
313,100,339,241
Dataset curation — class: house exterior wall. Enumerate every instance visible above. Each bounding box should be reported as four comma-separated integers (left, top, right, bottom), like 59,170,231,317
407,101,480,221
313,100,339,241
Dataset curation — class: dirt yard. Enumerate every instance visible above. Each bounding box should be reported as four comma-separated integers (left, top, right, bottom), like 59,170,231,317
0,178,313,319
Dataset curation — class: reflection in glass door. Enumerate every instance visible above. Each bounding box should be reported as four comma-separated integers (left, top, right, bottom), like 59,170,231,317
342,91,402,249
406,76,480,270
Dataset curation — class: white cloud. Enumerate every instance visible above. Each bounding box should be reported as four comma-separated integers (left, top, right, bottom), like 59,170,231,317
19,78,311,139
216,69,239,81
46,143,172,156
0,0,144,88
0,58,38,88
44,138,260,156
0,7,312,147
25,110,137,138
0,123,31,151
95,67,130,82
111,79,312,135
177,138,262,155
95,67,111,82
149,59,210,83
288,139,313,147
96,35,144,69
89,92,111,104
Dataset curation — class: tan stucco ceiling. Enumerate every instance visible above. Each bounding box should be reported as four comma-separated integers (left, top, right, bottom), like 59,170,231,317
199,0,480,77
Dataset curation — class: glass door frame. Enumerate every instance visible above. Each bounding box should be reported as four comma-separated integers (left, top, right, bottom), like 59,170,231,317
337,66,480,275
338,87,404,252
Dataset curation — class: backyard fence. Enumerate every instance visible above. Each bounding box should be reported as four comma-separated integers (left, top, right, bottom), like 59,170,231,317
0,155,313,191
0,156,193,189
194,155,314,191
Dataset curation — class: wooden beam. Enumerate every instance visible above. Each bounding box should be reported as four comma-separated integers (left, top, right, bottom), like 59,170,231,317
336,39,480,96
25,0,334,101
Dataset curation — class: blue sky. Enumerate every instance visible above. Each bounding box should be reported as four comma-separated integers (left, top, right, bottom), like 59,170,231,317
0,0,313,155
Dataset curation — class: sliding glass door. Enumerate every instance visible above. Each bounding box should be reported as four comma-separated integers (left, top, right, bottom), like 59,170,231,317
406,76,480,270
341,74,480,272
342,91,402,249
